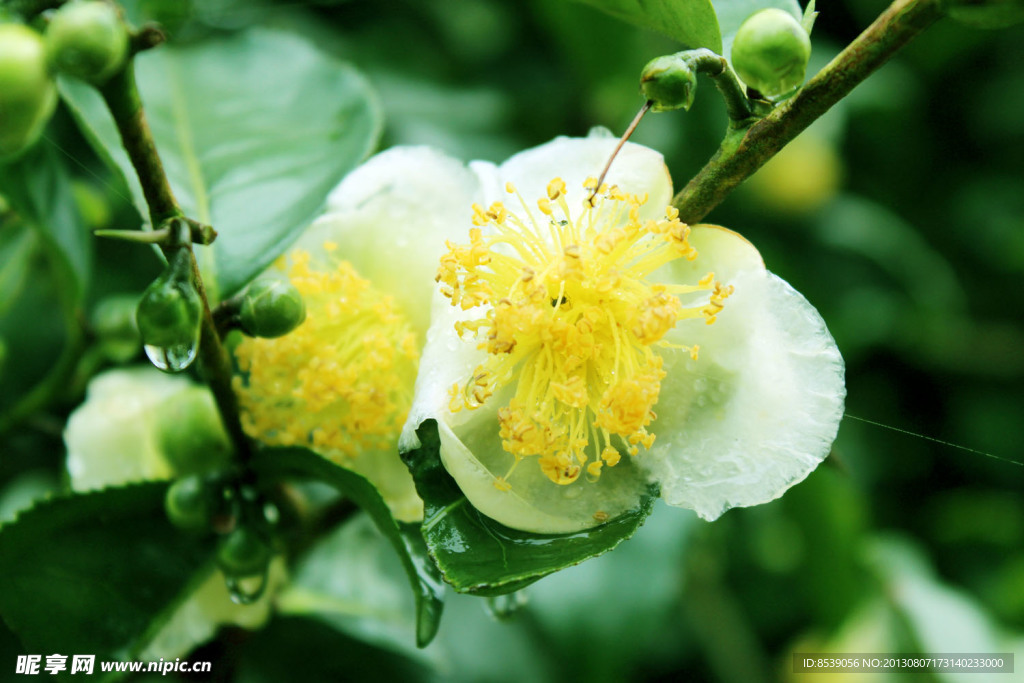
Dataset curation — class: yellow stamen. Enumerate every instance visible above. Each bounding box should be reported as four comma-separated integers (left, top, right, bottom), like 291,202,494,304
235,248,419,462
437,178,732,487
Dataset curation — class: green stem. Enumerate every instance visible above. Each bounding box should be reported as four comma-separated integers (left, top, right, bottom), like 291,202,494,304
98,68,181,226
672,0,944,223
680,48,764,123
98,61,252,462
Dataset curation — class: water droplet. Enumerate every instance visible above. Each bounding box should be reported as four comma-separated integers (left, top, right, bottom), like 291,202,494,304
696,395,708,407
144,341,198,373
225,570,268,605
694,378,708,392
485,590,528,620
137,248,202,373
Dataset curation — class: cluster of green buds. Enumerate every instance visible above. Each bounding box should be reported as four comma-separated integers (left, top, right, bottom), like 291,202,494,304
164,472,278,604
145,382,277,604
638,8,813,120
0,2,129,161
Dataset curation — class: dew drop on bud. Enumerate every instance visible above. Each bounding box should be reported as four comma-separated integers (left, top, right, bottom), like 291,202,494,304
137,249,203,373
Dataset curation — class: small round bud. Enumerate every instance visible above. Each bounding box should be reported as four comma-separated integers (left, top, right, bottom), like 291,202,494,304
165,474,215,531
238,279,306,338
731,9,811,98
0,23,57,161
155,386,233,475
92,294,141,362
217,527,272,577
640,54,698,112
945,0,1024,28
136,249,203,372
45,1,129,85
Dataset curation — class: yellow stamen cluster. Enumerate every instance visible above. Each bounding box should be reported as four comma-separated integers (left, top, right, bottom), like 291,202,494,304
233,248,419,461
437,177,733,489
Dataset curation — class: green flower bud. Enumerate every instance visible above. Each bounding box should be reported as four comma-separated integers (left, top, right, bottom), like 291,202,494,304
45,1,129,85
0,23,57,161
945,0,1024,28
165,474,215,531
155,386,233,475
238,279,306,338
731,8,812,98
217,527,272,577
92,294,141,362
639,54,697,112
137,249,203,372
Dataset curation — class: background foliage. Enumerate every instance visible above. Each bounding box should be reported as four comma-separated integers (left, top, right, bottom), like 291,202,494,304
1,0,1022,681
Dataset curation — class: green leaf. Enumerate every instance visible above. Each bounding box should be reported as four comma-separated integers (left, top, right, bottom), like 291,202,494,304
249,447,445,648
713,0,803,59
0,482,216,664
400,420,657,596
59,28,382,301
0,142,91,304
569,0,723,52
0,221,37,318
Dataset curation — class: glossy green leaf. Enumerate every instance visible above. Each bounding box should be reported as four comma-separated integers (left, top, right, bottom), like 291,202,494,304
250,447,445,648
713,0,803,59
0,142,90,303
0,482,216,662
569,0,723,52
400,420,657,596
59,28,382,301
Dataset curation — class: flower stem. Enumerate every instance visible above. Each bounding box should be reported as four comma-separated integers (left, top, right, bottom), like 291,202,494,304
672,0,944,223
98,61,252,462
680,48,766,123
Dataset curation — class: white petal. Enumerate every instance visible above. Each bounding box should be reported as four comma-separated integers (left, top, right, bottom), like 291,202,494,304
436,415,650,535
643,226,845,520
302,146,480,337
65,367,187,490
399,287,487,452
493,132,673,224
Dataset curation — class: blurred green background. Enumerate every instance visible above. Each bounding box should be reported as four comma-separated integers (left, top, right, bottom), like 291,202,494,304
1,0,1022,681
